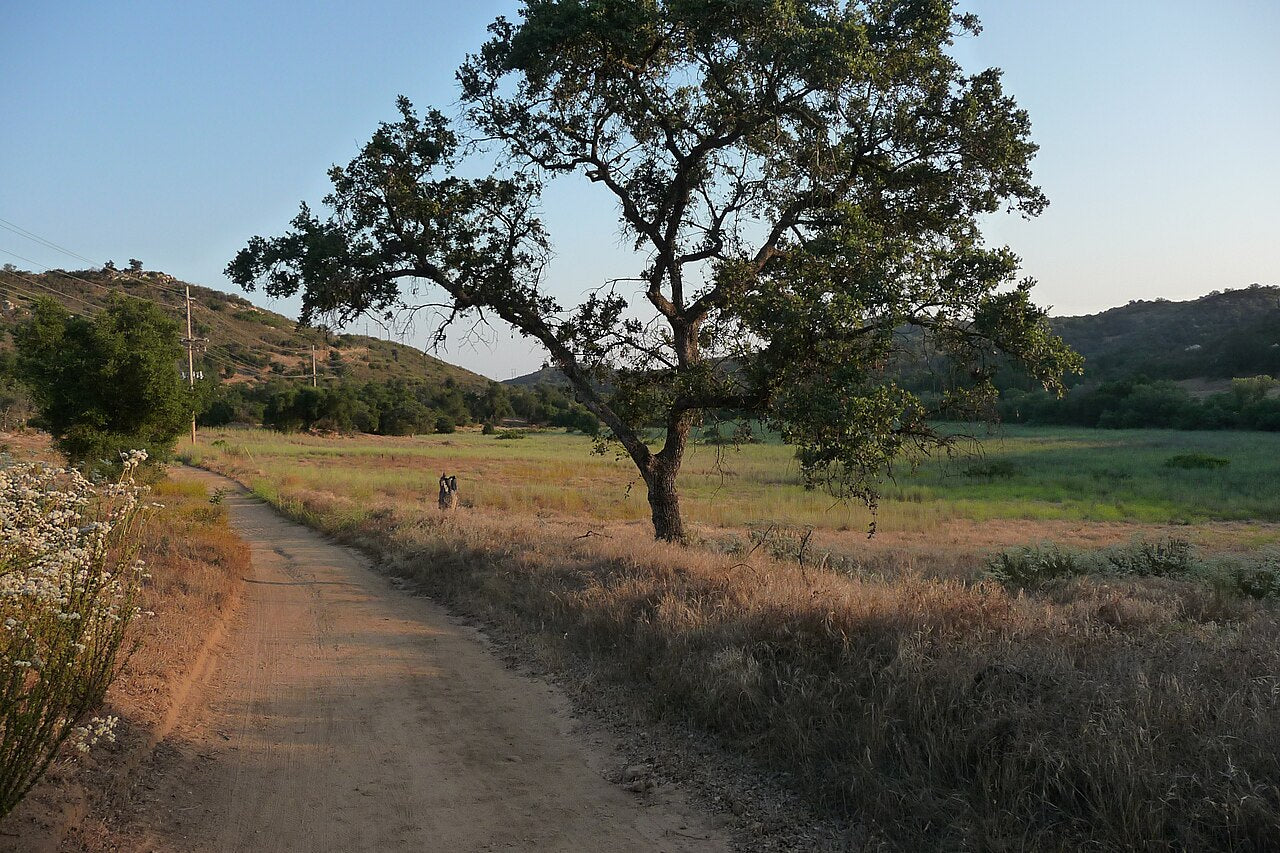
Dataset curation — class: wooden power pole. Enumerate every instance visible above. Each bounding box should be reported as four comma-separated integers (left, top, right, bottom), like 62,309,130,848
311,345,317,387
181,286,207,444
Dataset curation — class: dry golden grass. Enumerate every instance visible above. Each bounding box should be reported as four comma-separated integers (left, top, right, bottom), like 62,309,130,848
193,444,1280,851
117,477,250,718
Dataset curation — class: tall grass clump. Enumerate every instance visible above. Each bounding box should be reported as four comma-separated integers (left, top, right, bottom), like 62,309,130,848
0,451,151,821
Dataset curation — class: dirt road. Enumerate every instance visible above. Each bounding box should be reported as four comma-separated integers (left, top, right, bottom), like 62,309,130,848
119,468,729,852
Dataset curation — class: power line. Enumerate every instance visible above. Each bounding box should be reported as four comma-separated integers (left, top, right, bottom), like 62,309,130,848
0,217,101,268
0,232,304,364
0,215,333,353
0,246,70,273
192,309,329,377
0,270,258,399
0,216,190,298
199,346,315,380
1,266,328,399
201,351,259,374
0,268,234,376
191,302,315,354
0,278,90,314
203,344,268,374
0,264,265,377
0,216,183,295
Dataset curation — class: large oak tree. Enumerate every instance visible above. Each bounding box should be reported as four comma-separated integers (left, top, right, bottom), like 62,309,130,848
228,0,1079,540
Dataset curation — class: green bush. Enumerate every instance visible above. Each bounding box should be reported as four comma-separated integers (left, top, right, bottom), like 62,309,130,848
1104,538,1196,578
1164,453,1230,470
987,538,1198,589
964,459,1020,479
1232,562,1280,599
985,545,1085,588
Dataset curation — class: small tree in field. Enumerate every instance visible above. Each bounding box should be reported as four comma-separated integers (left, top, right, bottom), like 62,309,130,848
229,0,1079,540
15,297,190,469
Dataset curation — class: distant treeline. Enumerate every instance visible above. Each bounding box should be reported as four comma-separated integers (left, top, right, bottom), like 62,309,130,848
998,375,1280,431
198,378,601,436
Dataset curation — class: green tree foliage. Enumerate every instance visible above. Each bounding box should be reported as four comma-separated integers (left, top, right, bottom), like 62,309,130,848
0,351,34,431
15,298,189,467
197,373,598,435
228,0,1078,539
476,383,515,423
550,404,602,437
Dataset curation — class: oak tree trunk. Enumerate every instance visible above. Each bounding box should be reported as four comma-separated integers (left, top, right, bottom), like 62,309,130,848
645,462,684,542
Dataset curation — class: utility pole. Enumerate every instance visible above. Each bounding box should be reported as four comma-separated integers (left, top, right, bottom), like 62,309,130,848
311,345,317,387
181,286,208,444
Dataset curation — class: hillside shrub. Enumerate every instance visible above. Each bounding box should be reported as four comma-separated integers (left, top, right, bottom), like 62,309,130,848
985,538,1280,598
1231,557,1280,600
1234,568,1280,599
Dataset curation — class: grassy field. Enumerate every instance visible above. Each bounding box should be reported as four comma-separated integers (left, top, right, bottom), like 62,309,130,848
181,424,1280,850
185,423,1280,544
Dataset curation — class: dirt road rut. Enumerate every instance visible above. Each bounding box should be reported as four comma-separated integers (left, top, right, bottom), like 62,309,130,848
123,467,728,852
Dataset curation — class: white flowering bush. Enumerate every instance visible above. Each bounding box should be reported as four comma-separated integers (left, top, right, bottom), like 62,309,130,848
0,450,150,820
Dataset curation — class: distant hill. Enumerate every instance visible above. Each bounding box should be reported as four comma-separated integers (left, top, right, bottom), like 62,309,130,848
1050,285,1280,385
506,285,1280,392
0,266,491,389
506,365,571,388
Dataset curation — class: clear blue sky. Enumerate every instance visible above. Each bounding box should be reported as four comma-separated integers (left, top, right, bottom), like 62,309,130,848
2,1,1277,380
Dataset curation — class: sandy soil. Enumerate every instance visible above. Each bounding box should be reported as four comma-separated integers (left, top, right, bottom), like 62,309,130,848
102,467,729,852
